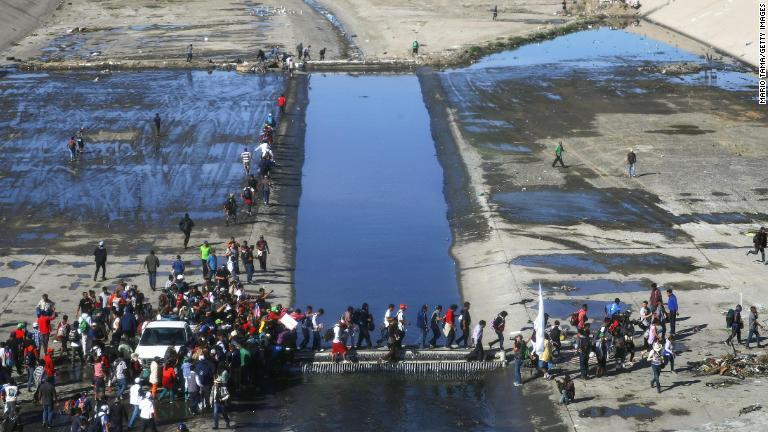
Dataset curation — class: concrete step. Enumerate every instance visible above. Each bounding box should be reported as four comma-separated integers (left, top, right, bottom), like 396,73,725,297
294,347,505,362
297,359,505,376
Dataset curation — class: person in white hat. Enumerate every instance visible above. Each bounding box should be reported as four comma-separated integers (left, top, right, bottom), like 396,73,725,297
647,342,664,393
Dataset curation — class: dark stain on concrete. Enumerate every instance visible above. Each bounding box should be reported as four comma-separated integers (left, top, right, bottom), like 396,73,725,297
664,280,723,291
512,253,698,275
645,124,715,135
578,404,661,420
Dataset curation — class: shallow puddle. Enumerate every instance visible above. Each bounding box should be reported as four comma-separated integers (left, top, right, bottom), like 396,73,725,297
536,279,649,296
578,404,661,419
512,253,697,275
0,277,20,288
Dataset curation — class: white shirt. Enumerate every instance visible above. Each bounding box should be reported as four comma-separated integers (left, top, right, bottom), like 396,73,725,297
332,324,342,343
312,313,323,330
383,309,393,327
396,309,406,331
115,360,127,380
472,324,483,345
240,151,252,164
138,397,154,419
129,384,141,405
255,142,272,159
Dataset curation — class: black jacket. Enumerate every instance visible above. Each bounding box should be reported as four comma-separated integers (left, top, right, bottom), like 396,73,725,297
94,247,107,264
754,231,767,247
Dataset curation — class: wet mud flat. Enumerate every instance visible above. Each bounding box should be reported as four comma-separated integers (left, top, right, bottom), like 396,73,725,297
423,26,768,431
0,69,285,252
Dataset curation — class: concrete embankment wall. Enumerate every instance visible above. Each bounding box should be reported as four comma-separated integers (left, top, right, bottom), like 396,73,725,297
641,0,757,67
0,0,59,54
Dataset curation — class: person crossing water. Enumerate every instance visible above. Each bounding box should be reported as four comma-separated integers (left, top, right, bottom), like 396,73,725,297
240,147,252,175
67,136,77,161
76,127,86,158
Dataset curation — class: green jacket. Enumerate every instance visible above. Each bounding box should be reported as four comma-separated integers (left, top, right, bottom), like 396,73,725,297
555,144,564,156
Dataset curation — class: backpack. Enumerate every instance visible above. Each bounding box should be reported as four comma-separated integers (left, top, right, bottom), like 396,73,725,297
79,319,88,334
726,309,735,328
569,312,579,326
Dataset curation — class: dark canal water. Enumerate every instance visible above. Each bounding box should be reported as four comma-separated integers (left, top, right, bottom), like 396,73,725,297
294,73,459,336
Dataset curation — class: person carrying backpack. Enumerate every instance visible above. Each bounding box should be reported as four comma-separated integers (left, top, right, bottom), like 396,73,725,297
223,194,238,226
725,305,743,347
241,186,255,217
747,227,768,262
487,311,508,350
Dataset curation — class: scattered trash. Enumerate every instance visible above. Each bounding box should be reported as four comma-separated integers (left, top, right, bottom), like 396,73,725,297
691,354,768,379
637,62,704,75
739,404,761,416
705,380,741,389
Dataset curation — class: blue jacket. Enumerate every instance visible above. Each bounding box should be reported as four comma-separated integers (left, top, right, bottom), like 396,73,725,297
667,294,679,313
172,259,185,275
120,313,137,336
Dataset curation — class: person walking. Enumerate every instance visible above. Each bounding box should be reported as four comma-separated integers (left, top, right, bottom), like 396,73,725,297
240,147,252,175
212,369,231,429
747,305,764,348
186,44,193,62
443,304,457,348
627,148,637,177
128,379,142,428
143,250,160,291
224,193,238,226
512,334,524,386
76,127,86,158
747,227,767,262
255,236,269,271
412,40,419,55
355,303,373,348
67,136,77,161
36,377,57,428
277,94,286,114
93,241,107,281
178,213,194,249
552,141,566,168
319,47,326,60
663,335,677,372
200,241,212,279
725,304,743,347
468,320,486,361
207,249,218,281
242,186,255,217
577,325,591,380
302,45,311,61
455,302,472,348
648,342,663,393
258,174,272,206
172,255,185,279
243,245,255,284
416,305,429,348
487,311,508,350
666,289,678,335
296,42,303,59
153,113,161,137
428,305,443,348
139,393,158,432
491,5,498,20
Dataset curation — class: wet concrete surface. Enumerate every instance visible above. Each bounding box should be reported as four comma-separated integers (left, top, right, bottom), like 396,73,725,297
429,24,768,432
512,252,698,275
294,73,458,341
0,69,284,252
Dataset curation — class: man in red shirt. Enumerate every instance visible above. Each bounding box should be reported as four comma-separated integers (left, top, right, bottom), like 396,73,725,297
649,283,662,311
577,304,588,330
277,94,286,114
42,348,55,382
37,313,57,356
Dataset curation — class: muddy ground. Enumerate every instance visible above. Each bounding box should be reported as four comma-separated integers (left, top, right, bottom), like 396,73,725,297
421,26,768,431
0,0,345,68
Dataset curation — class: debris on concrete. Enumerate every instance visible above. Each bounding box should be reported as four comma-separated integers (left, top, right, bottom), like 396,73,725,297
637,62,704,75
739,404,762,416
691,354,768,379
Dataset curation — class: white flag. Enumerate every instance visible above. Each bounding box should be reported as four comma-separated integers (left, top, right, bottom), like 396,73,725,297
533,282,545,354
